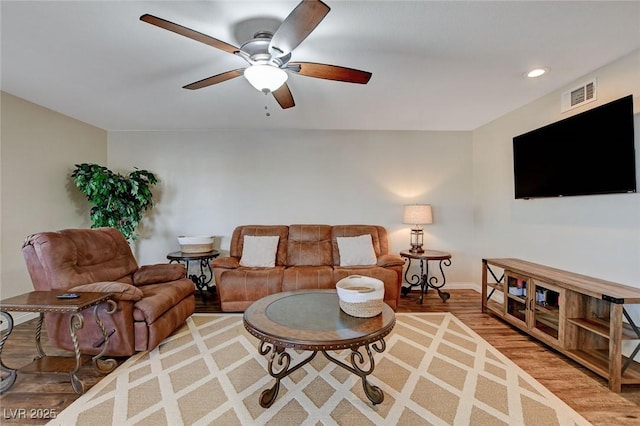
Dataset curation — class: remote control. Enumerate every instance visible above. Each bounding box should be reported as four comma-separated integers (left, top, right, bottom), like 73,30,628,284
57,293,80,299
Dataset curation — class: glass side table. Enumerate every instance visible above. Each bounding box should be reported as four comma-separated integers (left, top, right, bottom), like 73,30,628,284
400,250,452,304
167,250,220,298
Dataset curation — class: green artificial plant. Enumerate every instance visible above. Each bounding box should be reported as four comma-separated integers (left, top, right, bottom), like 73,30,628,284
71,163,158,241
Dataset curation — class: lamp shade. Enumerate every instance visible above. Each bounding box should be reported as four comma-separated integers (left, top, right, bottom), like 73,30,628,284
403,204,433,225
244,64,288,92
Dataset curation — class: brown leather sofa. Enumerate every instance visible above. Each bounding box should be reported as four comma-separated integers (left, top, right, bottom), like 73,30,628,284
22,228,195,356
211,225,405,312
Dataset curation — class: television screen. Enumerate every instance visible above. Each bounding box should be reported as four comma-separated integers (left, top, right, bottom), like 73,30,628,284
513,95,636,199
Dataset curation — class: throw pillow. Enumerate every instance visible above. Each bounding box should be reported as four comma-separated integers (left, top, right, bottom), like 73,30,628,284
240,235,280,267
336,234,377,266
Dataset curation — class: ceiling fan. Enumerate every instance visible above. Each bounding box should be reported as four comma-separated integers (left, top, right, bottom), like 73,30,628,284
140,0,372,109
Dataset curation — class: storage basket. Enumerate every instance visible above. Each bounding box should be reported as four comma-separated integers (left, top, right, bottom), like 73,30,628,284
177,236,214,253
336,275,384,318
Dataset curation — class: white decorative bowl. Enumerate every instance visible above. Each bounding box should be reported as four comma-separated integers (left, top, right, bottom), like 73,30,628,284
336,275,385,318
177,236,214,253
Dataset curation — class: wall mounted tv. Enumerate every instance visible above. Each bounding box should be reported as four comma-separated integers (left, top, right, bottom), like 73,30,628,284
513,94,636,199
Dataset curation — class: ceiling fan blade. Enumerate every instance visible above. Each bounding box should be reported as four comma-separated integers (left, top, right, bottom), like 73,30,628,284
272,83,295,109
269,0,330,57
140,14,239,55
288,62,372,84
183,69,244,90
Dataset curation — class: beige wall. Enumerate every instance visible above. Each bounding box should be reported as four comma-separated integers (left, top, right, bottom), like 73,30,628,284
0,92,107,300
472,49,640,287
108,129,476,286
2,49,638,307
471,49,640,356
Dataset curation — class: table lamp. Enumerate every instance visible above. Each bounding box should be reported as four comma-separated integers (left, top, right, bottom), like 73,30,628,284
403,204,433,253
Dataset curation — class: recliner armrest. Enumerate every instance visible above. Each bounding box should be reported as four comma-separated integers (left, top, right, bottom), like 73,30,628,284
69,281,143,301
211,256,240,269
133,264,186,286
377,254,405,268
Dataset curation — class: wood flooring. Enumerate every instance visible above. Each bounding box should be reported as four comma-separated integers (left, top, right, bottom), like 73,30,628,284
1,289,640,425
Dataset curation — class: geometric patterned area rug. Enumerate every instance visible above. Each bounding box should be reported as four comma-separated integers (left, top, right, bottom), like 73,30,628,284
48,313,591,426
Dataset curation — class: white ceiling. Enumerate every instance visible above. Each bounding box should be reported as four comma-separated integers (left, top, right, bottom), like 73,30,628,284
2,1,639,132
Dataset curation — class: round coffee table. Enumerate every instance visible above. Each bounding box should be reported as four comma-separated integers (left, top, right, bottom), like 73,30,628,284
243,289,395,408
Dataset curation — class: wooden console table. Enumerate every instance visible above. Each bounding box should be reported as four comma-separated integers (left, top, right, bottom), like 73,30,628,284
482,258,640,392
0,291,118,394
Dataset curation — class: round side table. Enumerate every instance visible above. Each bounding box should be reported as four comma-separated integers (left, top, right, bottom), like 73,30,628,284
400,250,452,304
167,250,220,298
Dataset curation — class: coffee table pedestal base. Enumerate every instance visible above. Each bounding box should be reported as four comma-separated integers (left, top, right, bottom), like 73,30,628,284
258,338,387,408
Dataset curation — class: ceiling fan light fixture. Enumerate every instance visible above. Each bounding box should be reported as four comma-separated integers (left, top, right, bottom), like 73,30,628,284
244,64,288,93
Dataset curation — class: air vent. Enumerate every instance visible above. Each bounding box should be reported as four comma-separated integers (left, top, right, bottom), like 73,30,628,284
561,78,597,112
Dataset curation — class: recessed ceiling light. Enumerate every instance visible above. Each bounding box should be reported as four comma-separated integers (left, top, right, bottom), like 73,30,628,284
527,68,548,78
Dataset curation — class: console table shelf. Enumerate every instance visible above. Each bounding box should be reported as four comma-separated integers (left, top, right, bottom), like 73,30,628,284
482,257,640,392
564,349,640,383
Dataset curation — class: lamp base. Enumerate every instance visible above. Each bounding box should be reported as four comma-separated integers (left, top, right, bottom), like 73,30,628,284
409,228,424,254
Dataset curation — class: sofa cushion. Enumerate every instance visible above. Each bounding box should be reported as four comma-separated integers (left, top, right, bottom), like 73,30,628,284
286,224,332,266
336,234,377,266
218,267,284,310
240,235,280,267
282,265,334,291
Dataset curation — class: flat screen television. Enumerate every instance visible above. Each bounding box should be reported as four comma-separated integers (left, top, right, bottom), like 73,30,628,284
513,95,636,199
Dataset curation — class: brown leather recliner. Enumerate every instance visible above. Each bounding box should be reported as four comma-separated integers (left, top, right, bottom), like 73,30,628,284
212,224,405,312
22,228,196,356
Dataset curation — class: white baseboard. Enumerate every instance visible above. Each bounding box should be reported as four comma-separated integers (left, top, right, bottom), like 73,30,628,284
443,281,481,292
404,281,481,292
